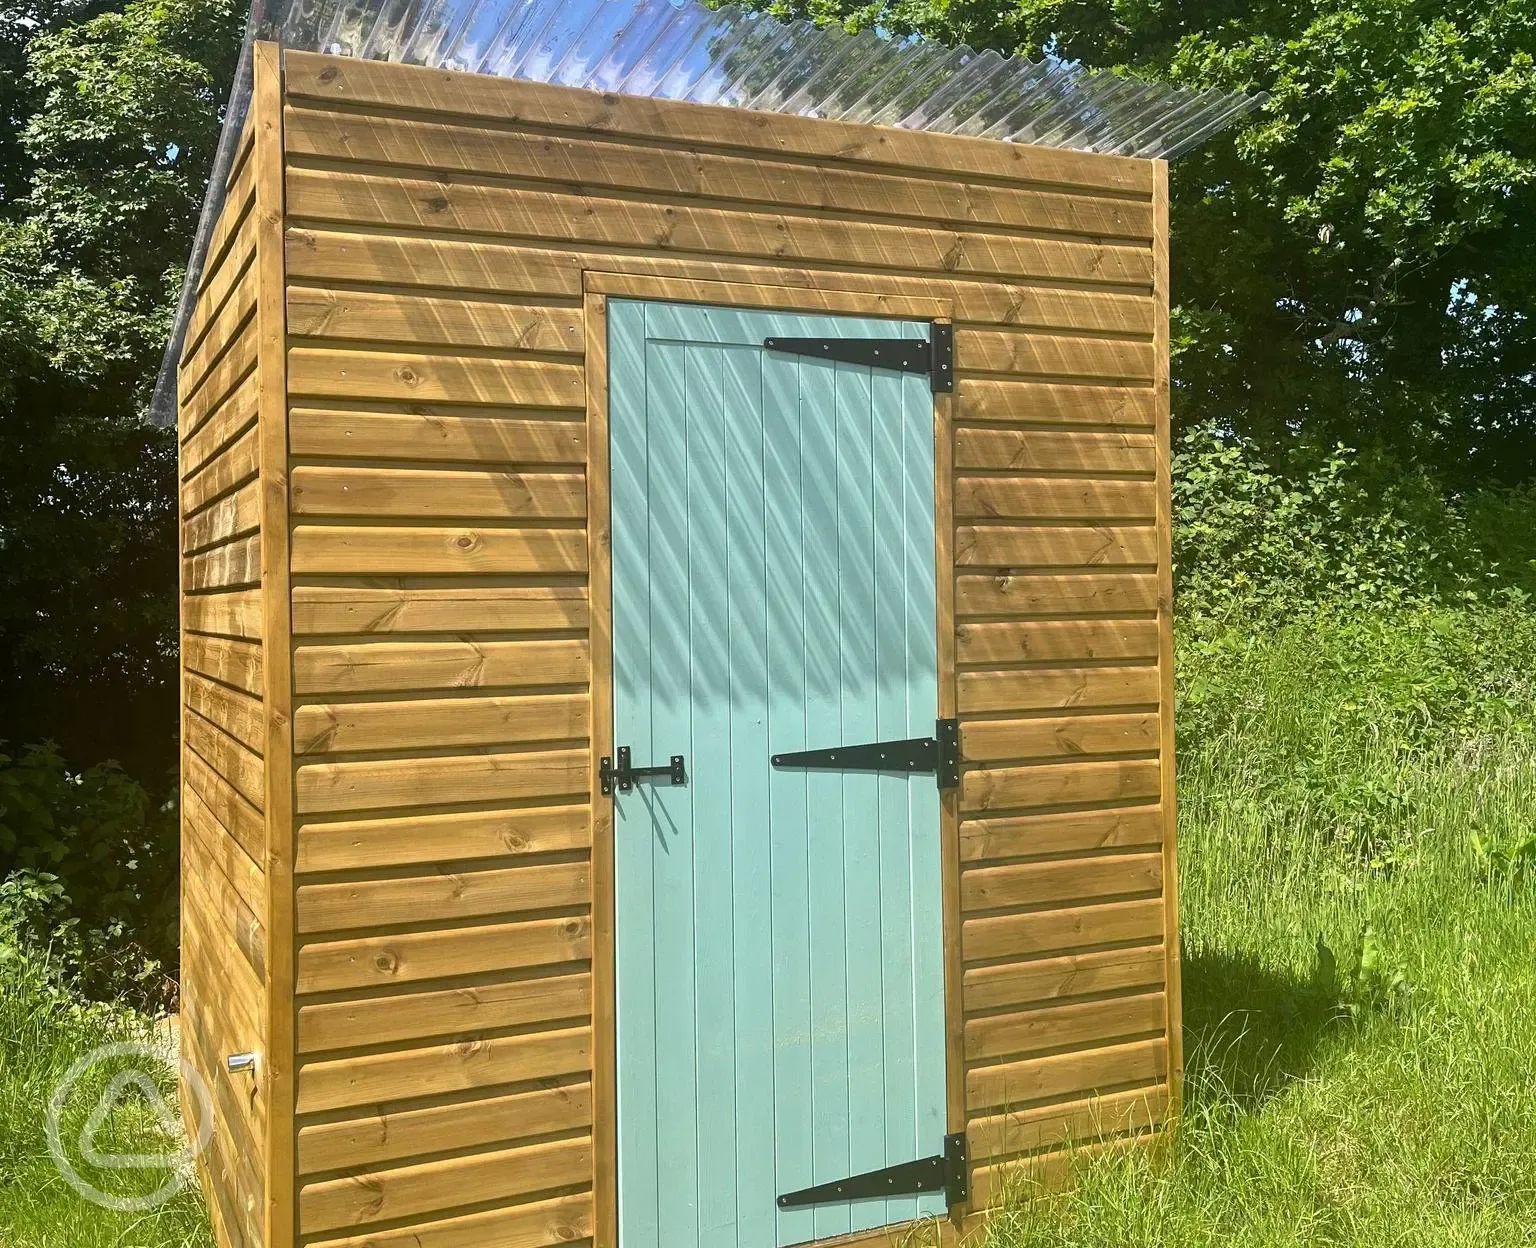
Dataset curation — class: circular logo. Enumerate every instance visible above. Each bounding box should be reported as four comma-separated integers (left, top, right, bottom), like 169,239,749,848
46,1039,215,1211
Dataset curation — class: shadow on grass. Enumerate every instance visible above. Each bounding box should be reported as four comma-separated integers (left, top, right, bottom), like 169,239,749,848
1179,946,1346,1112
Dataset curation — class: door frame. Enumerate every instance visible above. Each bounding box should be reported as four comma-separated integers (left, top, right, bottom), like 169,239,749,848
583,271,962,1248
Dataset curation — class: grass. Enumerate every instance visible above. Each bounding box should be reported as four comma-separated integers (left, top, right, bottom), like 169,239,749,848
0,949,213,1248
985,607,1536,1246
2,604,1534,1247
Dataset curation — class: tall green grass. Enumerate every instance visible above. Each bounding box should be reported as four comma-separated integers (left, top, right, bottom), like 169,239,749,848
0,940,212,1248
986,607,1536,1246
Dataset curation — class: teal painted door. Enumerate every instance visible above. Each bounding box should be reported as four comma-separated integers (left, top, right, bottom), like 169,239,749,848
609,300,946,1248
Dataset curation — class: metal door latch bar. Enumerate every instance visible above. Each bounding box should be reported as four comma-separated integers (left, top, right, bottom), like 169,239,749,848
763,321,953,392
599,746,687,796
771,718,959,790
777,1131,968,1209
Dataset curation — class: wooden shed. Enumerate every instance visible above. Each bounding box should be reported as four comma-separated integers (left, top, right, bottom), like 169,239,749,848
168,8,1256,1247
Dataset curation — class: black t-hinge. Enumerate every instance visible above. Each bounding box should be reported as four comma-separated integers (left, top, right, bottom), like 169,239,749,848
777,1131,968,1210
771,718,959,790
763,321,953,392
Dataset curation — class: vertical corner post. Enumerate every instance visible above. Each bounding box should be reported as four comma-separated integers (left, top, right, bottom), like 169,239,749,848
251,39,296,1248
1151,159,1185,1125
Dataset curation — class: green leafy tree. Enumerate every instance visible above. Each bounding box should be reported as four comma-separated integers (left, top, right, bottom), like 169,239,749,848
0,0,241,781
763,0,1536,484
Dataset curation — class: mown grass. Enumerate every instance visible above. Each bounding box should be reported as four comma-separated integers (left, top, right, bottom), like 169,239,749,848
986,607,1536,1246
0,950,212,1248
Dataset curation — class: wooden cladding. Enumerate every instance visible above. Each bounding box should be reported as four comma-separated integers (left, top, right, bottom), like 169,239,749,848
177,107,269,1248
177,45,1178,1248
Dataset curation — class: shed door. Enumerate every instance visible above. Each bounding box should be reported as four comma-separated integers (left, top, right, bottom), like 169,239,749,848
609,300,947,1248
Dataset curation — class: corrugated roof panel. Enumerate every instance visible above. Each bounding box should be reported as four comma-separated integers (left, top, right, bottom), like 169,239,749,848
261,0,1262,155
149,0,1264,424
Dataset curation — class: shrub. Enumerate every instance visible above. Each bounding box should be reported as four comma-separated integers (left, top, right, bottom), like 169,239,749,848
1171,427,1536,618
0,746,176,1006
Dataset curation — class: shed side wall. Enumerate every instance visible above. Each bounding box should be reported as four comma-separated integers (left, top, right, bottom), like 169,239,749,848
178,112,269,1248
277,48,1176,1246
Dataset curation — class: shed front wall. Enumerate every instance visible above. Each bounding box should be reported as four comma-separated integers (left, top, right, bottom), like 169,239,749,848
269,45,1178,1248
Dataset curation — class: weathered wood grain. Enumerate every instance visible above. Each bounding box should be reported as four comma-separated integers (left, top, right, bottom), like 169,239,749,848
297,1080,592,1174
296,860,591,933
287,286,584,353
963,946,1166,1014
296,914,591,994
955,525,1159,568
963,898,1165,963
960,713,1160,762
290,524,586,577
292,638,589,695
289,406,586,466
285,169,1153,289
959,805,1163,864
961,852,1163,912
291,584,588,636
295,746,589,814
289,466,586,520
961,757,1162,813
296,971,591,1054
285,104,1155,240
955,572,1160,618
296,803,590,873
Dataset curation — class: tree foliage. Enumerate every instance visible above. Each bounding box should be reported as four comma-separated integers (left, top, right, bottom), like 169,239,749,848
0,0,240,781
766,0,1536,483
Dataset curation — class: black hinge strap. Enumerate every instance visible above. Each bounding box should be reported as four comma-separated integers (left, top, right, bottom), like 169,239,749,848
771,718,958,790
764,322,953,392
776,1131,968,1209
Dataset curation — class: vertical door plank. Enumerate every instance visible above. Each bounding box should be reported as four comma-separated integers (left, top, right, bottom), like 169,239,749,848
610,299,660,1248
836,356,884,1238
903,362,951,1226
685,337,737,1242
799,348,854,1246
872,364,918,1232
763,341,816,1248
724,335,776,1246
644,324,701,1248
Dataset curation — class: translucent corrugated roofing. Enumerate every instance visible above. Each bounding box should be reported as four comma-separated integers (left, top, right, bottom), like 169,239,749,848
150,0,1263,424
268,0,1260,158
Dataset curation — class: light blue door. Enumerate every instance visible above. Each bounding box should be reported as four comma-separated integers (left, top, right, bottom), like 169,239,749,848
610,300,946,1248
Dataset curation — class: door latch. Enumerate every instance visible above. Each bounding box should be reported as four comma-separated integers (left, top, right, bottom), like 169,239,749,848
600,746,687,796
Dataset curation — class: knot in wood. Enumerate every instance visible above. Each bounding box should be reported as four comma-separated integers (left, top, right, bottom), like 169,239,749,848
373,950,399,973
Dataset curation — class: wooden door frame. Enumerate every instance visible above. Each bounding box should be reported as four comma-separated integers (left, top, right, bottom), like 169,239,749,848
583,270,961,1248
